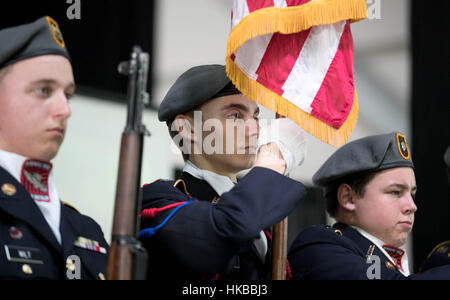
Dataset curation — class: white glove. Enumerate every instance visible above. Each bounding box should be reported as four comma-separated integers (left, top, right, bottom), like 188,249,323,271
257,118,307,175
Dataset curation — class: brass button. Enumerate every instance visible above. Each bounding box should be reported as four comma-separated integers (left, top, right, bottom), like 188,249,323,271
1,183,17,196
66,258,76,272
98,272,106,280
385,261,395,270
22,264,33,275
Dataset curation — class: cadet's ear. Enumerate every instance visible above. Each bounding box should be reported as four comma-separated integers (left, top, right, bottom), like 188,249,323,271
337,184,356,212
172,114,197,142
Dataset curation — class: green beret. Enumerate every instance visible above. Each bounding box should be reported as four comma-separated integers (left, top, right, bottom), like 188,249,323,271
0,16,70,69
313,132,414,187
158,64,241,122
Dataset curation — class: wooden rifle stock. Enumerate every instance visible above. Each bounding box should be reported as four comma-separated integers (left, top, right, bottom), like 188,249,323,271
107,46,150,280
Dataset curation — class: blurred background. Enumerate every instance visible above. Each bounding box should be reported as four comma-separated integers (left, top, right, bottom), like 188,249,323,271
1,0,448,273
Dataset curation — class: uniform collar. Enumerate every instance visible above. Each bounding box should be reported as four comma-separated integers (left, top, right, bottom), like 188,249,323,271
0,149,61,244
0,149,27,183
183,161,235,196
182,161,268,263
179,172,219,202
352,226,410,276
0,166,61,252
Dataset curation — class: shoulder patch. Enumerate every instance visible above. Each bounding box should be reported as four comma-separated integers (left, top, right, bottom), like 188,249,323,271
61,200,81,214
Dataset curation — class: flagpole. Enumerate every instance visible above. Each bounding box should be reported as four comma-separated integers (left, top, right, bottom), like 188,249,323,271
272,113,288,280
272,217,288,280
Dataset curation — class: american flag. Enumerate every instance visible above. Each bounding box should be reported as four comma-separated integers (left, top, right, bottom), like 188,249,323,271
226,0,368,147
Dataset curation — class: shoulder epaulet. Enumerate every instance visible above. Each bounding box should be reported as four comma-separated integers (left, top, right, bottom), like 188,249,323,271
426,240,450,259
173,179,189,195
143,178,169,186
61,200,81,214
143,178,181,189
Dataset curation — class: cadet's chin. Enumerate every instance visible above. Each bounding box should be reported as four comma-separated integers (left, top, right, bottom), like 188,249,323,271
391,231,411,248
37,142,63,162
234,153,256,170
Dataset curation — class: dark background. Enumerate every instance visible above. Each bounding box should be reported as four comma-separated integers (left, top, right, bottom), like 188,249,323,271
411,0,450,272
0,1,155,103
1,0,449,272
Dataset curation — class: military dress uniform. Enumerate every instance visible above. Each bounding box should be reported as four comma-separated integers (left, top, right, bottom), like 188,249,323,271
288,223,450,280
288,132,450,279
139,165,305,279
138,64,306,279
0,156,108,279
419,241,450,273
0,17,108,279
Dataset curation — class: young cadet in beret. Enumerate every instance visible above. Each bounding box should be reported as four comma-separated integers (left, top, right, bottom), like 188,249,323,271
288,132,450,279
0,16,108,279
139,64,307,280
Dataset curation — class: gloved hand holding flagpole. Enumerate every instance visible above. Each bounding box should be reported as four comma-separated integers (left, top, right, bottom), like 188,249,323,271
226,0,368,279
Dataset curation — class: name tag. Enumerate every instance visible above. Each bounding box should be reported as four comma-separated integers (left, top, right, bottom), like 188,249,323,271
4,245,44,264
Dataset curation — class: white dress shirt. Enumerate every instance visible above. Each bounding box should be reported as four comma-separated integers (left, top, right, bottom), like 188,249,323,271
0,149,62,244
353,226,410,276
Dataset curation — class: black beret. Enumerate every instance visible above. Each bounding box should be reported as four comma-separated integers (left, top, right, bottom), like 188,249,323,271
313,132,414,187
158,64,241,122
0,16,70,69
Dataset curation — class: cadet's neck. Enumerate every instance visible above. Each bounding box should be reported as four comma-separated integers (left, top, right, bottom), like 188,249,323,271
189,154,237,182
334,208,355,228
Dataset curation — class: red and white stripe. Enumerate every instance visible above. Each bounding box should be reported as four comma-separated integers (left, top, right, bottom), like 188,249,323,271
231,0,355,129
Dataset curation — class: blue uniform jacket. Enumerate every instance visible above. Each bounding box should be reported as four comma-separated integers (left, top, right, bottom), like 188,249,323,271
288,223,450,280
139,167,306,280
419,240,450,273
0,167,108,280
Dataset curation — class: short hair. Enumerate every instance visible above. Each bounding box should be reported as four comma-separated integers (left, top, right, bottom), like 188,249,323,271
324,170,379,217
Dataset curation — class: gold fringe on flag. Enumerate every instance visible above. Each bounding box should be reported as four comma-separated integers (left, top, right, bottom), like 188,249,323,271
226,0,367,147
226,56,359,148
227,0,367,57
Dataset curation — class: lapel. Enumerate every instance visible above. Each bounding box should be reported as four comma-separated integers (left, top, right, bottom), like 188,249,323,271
179,172,219,202
180,172,268,266
0,166,61,254
59,205,80,258
59,204,108,279
333,223,401,273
